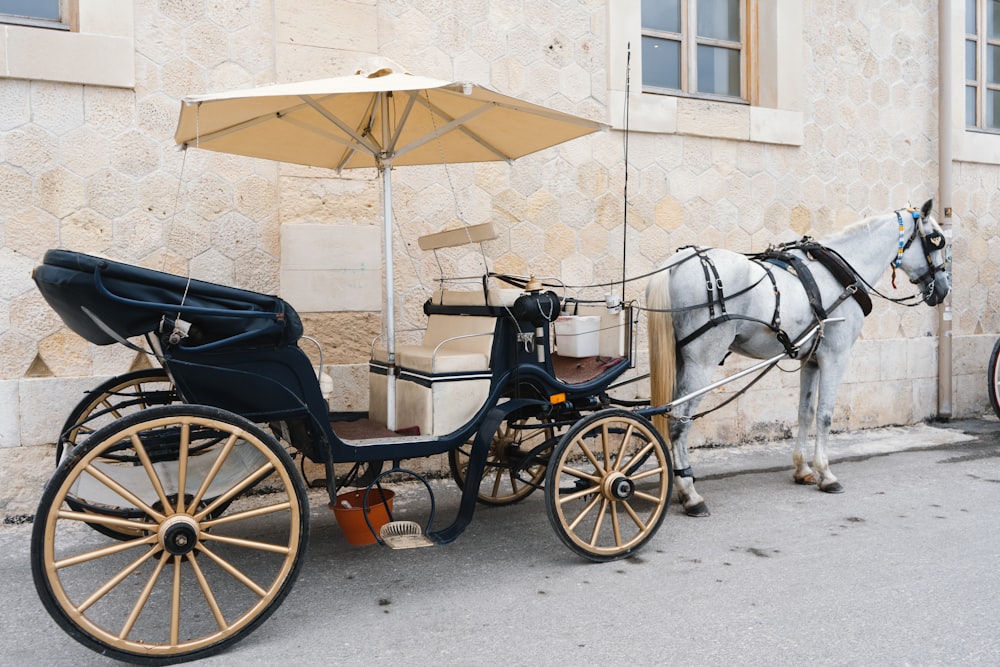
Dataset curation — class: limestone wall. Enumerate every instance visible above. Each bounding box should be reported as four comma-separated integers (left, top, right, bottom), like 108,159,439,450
0,0,997,493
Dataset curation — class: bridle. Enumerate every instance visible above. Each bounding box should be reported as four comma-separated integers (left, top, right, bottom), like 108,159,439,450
894,208,948,300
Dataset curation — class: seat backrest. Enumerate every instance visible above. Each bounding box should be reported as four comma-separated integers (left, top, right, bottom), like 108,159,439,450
422,315,498,357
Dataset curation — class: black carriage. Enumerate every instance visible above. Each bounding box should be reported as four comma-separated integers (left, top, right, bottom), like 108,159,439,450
31,248,673,664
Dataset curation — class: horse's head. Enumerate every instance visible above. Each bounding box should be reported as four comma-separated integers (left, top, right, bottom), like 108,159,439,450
897,198,950,306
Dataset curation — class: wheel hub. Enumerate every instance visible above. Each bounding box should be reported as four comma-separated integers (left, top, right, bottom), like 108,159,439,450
603,472,635,501
159,515,200,556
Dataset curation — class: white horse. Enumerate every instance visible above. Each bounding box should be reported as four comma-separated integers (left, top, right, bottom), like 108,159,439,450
646,199,950,516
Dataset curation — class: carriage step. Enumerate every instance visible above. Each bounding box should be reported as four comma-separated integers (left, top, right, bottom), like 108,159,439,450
379,521,435,549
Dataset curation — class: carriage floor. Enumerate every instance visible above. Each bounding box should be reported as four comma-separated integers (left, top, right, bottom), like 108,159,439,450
552,354,625,385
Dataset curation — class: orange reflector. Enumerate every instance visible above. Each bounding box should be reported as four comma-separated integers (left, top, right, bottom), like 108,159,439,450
549,393,566,404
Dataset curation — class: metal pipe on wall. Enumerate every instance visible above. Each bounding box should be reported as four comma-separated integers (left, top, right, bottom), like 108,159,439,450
937,0,954,419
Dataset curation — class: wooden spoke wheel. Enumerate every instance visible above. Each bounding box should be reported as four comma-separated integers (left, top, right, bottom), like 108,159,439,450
989,337,1000,420
56,369,180,542
32,404,309,665
448,417,556,506
545,409,672,562
58,368,178,463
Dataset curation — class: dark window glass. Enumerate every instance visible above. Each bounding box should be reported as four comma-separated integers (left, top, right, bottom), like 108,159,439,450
697,44,740,96
698,0,740,41
643,35,681,90
642,0,681,33
0,0,60,20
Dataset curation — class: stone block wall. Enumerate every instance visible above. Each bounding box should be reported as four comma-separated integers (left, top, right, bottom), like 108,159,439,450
0,0,998,517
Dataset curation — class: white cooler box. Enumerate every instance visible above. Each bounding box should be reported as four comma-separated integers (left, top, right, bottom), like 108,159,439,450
554,315,601,357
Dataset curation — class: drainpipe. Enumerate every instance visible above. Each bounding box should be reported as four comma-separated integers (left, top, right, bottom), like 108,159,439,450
937,0,954,419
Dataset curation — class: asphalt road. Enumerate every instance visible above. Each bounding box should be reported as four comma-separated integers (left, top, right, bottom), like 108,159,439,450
2,420,998,666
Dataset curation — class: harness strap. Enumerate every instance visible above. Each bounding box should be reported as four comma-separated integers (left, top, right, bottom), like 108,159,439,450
761,250,828,321
799,242,873,315
676,247,798,356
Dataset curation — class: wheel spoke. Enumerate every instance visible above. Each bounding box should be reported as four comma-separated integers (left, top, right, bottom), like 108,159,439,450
200,532,292,556
566,492,602,531
611,423,636,471
609,499,622,546
189,433,239,509
119,550,171,640
588,497,609,545
631,489,663,504
186,551,228,630
201,500,291,528
194,461,275,521
82,464,166,523
56,509,155,533
171,555,182,645
557,479,600,502
130,433,174,516
620,499,648,531
176,422,190,514
54,534,158,569
575,436,607,475
621,440,655,475
630,465,666,483
197,543,268,598
76,545,161,613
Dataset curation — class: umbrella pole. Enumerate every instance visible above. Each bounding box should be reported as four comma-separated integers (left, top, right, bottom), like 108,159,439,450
381,162,397,431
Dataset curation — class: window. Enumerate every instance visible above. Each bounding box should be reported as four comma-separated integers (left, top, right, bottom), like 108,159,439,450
966,0,1000,131
0,0,132,88
641,0,747,101
609,0,803,145
0,0,70,30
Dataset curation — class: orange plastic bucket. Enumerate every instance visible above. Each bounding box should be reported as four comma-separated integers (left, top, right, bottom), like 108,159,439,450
331,489,395,545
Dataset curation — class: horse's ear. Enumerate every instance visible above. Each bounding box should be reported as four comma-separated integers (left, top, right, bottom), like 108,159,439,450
920,199,933,218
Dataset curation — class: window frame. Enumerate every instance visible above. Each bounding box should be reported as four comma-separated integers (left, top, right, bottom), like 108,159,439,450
965,0,1000,132
0,0,74,31
641,0,751,104
608,0,803,146
0,0,132,88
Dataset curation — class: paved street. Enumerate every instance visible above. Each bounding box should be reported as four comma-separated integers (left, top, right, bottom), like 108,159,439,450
2,419,998,666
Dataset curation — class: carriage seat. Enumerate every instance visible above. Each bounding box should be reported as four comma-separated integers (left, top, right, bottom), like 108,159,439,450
370,288,520,372
369,287,520,435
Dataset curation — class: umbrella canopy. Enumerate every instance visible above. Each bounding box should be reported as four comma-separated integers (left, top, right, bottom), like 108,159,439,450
175,64,608,429
175,66,607,171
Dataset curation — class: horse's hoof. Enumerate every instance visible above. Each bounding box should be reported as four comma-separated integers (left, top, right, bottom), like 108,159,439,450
820,481,845,494
684,502,711,517
794,473,816,485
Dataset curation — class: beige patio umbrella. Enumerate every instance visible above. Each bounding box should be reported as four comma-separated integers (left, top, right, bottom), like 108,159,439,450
175,63,607,427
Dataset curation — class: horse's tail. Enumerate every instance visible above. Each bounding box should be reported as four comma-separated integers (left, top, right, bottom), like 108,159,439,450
646,271,676,443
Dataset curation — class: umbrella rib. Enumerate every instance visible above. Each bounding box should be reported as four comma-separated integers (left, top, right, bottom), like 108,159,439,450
487,98,606,129
178,102,288,147
396,94,511,163
298,94,384,169
384,91,420,159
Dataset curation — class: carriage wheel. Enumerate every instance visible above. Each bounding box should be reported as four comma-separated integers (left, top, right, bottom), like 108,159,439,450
545,409,672,562
448,417,556,505
58,368,178,462
56,369,180,541
989,338,1000,420
32,404,309,665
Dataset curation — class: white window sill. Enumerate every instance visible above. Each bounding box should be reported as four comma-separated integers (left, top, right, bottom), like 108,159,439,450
0,0,134,89
610,91,803,146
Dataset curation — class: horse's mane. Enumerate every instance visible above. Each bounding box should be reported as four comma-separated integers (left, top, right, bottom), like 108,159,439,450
820,211,891,245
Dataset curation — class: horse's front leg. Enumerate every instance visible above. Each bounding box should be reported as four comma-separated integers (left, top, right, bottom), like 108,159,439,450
793,360,819,485
811,362,846,494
